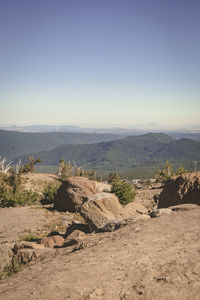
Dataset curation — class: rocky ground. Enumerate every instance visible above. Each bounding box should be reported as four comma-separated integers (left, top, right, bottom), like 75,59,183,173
0,173,200,300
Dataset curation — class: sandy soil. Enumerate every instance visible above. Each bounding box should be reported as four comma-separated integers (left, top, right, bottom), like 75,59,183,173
0,202,200,300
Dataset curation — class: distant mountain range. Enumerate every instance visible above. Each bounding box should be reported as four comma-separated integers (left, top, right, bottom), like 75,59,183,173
1,124,200,141
1,129,199,177
0,130,122,160
16,133,200,177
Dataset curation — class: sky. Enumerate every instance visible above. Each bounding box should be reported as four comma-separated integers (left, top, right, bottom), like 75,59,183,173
0,0,200,128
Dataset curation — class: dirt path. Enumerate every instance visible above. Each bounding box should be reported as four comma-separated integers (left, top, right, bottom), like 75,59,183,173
1,206,200,300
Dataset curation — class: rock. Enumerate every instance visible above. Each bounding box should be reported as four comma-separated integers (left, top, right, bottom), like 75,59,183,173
16,249,37,264
64,230,86,246
65,223,90,238
41,235,64,248
0,243,13,273
67,229,86,240
54,177,96,212
158,172,200,208
95,182,111,193
80,192,129,232
16,247,55,264
13,241,55,264
124,201,147,218
149,208,172,218
13,241,44,252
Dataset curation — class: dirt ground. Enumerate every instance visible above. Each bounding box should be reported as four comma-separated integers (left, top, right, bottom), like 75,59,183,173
0,206,62,243
0,185,200,300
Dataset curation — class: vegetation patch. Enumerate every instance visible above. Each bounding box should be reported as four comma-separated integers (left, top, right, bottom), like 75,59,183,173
155,160,188,184
0,187,39,207
22,233,41,242
42,182,60,204
0,256,22,280
108,172,136,206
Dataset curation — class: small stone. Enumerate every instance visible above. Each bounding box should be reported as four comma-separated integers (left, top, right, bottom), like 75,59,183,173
134,227,140,233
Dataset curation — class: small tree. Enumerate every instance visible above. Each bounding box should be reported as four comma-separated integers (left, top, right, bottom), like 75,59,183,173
155,160,173,184
22,156,42,173
111,180,136,206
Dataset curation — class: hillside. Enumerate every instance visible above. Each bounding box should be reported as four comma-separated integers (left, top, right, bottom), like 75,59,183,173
149,138,200,160
17,133,177,174
17,133,200,177
0,130,122,160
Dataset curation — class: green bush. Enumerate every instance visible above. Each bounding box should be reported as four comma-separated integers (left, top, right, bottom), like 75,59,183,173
22,233,41,242
111,180,136,206
0,186,39,207
42,183,60,204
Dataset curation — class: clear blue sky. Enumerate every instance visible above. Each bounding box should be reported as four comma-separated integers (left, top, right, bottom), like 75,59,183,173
0,0,200,128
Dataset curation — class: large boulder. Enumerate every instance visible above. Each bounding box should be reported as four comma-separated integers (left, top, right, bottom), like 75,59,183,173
80,192,129,232
54,177,96,212
158,172,200,208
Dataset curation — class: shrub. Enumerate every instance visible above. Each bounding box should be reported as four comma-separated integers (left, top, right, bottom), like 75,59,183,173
22,233,41,242
42,182,60,204
176,165,188,175
155,160,173,184
0,186,39,207
111,180,136,206
5,173,21,193
108,172,120,184
20,156,42,173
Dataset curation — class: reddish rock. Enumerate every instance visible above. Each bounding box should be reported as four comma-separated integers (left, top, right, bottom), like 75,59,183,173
54,177,96,212
158,172,200,208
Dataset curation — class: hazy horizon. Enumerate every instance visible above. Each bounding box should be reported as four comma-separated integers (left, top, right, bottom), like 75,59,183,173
1,0,200,125
0,122,200,131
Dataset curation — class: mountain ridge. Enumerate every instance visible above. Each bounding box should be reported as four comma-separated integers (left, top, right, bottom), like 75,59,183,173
0,130,122,160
